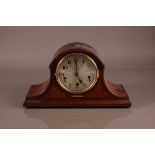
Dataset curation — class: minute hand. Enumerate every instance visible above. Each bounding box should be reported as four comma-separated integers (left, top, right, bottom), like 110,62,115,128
74,58,84,86
74,57,78,76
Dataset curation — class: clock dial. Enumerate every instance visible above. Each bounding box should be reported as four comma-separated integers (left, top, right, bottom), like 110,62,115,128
55,53,99,94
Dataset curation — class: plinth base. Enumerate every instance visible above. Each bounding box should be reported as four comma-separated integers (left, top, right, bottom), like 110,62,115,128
24,98,131,108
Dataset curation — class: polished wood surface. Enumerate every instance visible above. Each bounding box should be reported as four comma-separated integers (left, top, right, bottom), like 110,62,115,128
24,42,131,108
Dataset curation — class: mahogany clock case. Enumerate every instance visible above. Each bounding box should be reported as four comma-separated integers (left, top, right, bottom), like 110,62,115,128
24,42,131,108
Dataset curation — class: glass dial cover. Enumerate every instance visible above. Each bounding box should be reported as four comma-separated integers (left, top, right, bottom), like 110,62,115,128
55,53,99,94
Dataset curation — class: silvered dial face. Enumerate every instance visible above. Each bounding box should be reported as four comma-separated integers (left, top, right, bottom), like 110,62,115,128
55,53,98,94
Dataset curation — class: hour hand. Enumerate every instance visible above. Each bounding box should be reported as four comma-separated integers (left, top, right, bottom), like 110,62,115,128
76,75,84,86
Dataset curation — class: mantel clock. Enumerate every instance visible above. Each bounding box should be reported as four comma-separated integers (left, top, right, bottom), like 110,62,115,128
24,42,131,108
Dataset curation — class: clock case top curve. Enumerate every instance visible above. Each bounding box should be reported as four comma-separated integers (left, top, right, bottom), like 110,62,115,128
24,42,131,108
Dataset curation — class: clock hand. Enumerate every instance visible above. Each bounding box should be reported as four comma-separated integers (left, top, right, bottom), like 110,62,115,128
74,57,78,77
74,57,84,86
77,75,85,86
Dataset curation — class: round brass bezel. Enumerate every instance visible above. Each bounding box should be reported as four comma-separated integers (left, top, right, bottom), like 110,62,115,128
55,53,99,94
